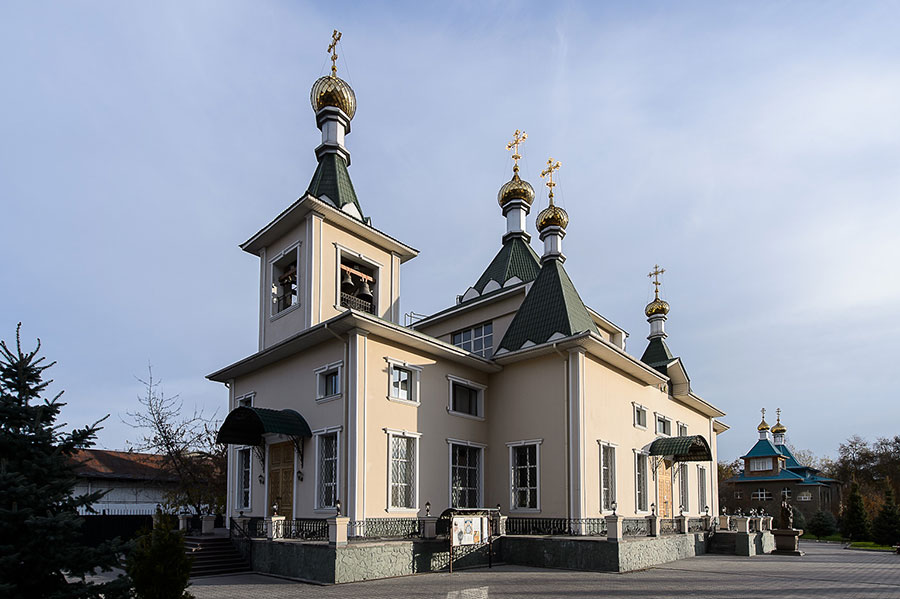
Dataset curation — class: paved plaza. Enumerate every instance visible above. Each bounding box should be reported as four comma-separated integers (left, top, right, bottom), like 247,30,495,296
190,542,899,599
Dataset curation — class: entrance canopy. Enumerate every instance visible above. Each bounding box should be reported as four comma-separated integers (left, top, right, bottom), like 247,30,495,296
648,435,712,462
216,406,312,445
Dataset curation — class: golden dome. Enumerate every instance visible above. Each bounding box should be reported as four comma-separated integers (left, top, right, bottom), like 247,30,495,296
536,203,568,232
498,173,535,207
757,418,770,432
645,297,670,317
771,421,786,434
310,75,357,120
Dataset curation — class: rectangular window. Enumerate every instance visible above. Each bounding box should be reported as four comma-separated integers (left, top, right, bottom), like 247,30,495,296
749,458,771,472
797,491,812,502
390,435,417,509
600,444,616,512
448,377,484,418
391,366,411,401
679,463,689,513
750,488,773,501
450,443,481,508
271,246,300,315
635,453,648,512
655,414,671,436
317,433,338,509
781,487,791,499
339,256,377,315
236,393,254,408
633,404,647,428
452,322,493,358
698,466,707,512
237,448,251,509
510,443,539,510
678,423,688,437
315,362,342,400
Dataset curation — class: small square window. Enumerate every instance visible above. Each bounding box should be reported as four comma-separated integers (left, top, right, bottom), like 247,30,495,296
391,367,411,401
678,423,688,437
452,383,479,416
316,362,342,400
656,415,671,436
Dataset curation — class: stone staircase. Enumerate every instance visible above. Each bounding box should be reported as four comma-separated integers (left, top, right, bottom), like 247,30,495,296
707,531,737,555
184,535,250,577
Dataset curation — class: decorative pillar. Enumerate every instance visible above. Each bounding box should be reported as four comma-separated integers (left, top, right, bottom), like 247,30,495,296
328,516,349,547
605,514,621,542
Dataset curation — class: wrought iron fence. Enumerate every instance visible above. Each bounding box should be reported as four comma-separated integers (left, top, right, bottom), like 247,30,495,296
283,518,329,540
659,518,677,535
728,518,738,531
622,518,650,537
349,518,422,539
688,518,704,533
505,517,608,537
340,292,375,314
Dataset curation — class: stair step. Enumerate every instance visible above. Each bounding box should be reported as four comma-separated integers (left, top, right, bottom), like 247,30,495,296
184,536,249,578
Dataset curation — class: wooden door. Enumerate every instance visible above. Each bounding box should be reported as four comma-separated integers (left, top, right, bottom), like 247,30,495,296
658,461,672,518
267,442,294,519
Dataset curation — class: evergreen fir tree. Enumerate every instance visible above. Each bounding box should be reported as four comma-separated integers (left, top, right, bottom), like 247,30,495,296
792,507,806,531
807,510,837,540
127,509,193,599
872,486,900,548
0,324,131,599
842,481,871,541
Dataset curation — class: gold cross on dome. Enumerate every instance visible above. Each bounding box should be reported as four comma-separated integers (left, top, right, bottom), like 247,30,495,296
648,264,665,299
328,30,342,76
776,408,781,422
761,407,766,420
540,158,561,202
506,130,527,174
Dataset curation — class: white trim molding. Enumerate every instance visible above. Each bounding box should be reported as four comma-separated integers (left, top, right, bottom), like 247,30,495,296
385,357,423,406
632,402,648,430
446,438,486,509
446,374,487,420
598,439,617,514
507,438,543,513
384,428,421,513
312,426,342,513
314,360,344,403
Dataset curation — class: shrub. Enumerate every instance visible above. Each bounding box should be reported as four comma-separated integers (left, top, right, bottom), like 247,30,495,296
126,509,193,599
807,511,837,539
842,481,870,541
871,487,900,548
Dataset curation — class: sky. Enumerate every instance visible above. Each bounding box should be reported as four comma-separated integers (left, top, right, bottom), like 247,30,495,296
1,1,898,462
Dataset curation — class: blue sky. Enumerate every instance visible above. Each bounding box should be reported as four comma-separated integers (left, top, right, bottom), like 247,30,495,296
2,1,898,462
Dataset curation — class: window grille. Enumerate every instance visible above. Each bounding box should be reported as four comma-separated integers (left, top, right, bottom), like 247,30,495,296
318,433,338,508
452,322,493,357
601,445,616,511
512,444,538,509
451,444,481,508
390,436,416,509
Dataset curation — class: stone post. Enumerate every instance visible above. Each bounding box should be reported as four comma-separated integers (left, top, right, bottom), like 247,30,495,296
605,514,621,542
734,516,749,533
701,515,712,532
201,514,217,535
268,515,285,540
646,513,659,537
675,514,688,534
763,516,773,531
497,515,507,536
718,514,730,531
328,516,349,547
421,516,438,539
178,513,191,532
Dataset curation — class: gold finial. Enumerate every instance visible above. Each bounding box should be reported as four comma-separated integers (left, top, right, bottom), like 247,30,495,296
761,407,766,420
648,264,666,300
757,407,770,431
772,408,787,434
328,29,342,77
506,130,527,174
540,158,562,203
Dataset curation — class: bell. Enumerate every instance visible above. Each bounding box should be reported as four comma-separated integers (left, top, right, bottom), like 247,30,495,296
356,279,374,303
341,269,355,294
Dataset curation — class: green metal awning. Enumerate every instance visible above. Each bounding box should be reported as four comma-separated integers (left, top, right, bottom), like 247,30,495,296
648,435,712,462
216,406,312,445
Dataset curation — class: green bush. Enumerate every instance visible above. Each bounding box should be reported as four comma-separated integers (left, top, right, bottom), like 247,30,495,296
792,507,807,531
842,481,870,541
872,487,900,548
126,510,193,599
807,511,837,539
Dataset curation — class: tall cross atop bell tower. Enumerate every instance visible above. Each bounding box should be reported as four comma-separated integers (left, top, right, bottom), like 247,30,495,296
328,29,342,76
648,264,665,300
540,158,561,203
506,130,527,174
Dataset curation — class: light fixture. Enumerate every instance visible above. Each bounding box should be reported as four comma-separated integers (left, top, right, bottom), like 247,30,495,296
425,501,431,517
258,474,265,485
704,505,710,516
650,502,656,516
679,504,685,516
335,499,342,517
297,470,304,481
611,501,617,515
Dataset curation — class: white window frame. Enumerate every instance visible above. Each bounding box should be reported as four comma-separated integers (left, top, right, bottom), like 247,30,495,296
235,392,255,409
313,426,342,512
634,450,649,513
632,402,647,429
384,428,421,513
236,447,252,510
797,491,812,502
677,422,688,437
749,458,771,472
750,487,772,501
697,465,708,513
507,439,542,513
679,462,689,513
598,440,617,513
446,375,486,421
654,412,672,436
334,243,382,315
781,487,791,499
451,321,494,358
447,438,486,508
314,360,343,402
385,357,422,406
269,242,302,319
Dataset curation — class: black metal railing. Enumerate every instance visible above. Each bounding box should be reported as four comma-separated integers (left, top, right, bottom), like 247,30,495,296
275,292,295,313
283,518,329,540
622,518,650,537
659,518,677,535
349,518,422,539
728,518,738,531
505,517,607,537
340,292,375,314
688,518,705,533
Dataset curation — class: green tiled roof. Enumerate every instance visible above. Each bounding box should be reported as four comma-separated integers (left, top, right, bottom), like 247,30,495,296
741,439,782,459
472,237,541,294
641,337,674,374
216,406,312,445
307,154,363,218
498,259,599,352
775,443,803,469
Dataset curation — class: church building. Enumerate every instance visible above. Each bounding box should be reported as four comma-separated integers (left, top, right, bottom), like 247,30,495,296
208,33,728,535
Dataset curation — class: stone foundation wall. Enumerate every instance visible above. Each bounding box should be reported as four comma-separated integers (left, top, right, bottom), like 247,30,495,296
733,531,775,556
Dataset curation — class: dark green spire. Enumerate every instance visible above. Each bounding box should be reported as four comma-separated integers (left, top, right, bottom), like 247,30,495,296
307,154,364,219
472,236,541,295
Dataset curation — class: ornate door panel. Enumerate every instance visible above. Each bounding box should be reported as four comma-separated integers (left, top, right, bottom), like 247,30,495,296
658,461,672,518
267,442,294,519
